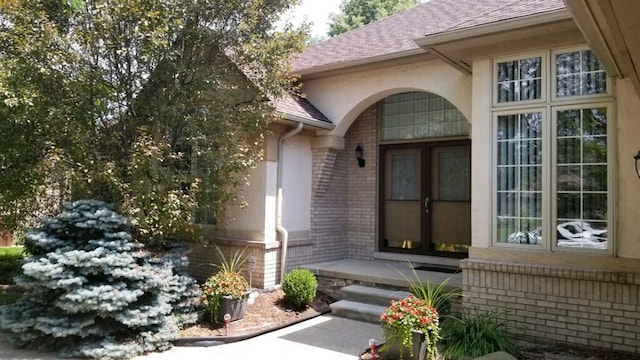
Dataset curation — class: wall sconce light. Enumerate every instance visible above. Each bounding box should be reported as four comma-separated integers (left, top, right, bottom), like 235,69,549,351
634,150,640,178
355,144,365,168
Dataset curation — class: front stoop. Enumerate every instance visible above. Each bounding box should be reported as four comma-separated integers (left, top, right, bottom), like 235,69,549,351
330,285,412,324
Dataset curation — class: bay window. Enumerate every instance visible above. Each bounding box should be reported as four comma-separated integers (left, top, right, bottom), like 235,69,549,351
493,47,612,252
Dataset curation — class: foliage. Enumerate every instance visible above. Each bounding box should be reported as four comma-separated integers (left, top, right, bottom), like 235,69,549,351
213,245,249,274
381,295,440,360
0,246,25,256
0,247,26,284
328,0,421,36
202,245,250,322
0,200,202,360
396,262,457,317
0,292,22,306
282,268,317,308
0,0,307,249
440,309,520,360
407,274,456,318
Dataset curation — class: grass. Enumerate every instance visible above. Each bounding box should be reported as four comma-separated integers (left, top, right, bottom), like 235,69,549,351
0,246,25,256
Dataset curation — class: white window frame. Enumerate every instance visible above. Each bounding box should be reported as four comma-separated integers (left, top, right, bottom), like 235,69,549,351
551,102,615,255
493,51,548,108
491,46,614,253
551,46,613,103
492,108,550,250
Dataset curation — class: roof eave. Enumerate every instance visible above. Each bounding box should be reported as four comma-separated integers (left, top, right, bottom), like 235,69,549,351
415,9,572,48
277,112,335,130
294,48,429,79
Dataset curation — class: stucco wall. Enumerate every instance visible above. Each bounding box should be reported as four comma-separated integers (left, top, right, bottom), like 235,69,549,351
281,135,312,232
303,60,472,137
469,57,640,267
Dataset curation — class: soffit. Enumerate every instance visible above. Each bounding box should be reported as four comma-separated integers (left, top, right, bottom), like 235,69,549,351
564,0,640,95
414,11,584,75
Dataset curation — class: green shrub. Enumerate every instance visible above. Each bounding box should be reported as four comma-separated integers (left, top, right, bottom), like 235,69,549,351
0,248,26,284
441,310,520,359
0,292,22,305
282,269,317,308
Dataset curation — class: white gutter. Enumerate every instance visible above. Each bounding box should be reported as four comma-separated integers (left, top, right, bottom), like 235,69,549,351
277,122,304,284
277,112,335,130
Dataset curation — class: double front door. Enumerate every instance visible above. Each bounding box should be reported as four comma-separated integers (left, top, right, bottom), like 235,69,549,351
379,141,471,257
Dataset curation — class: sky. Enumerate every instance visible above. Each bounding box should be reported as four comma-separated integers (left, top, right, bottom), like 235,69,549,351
283,0,343,38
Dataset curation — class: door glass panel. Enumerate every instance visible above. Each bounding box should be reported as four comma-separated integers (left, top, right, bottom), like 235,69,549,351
431,146,471,253
391,153,419,200
438,149,470,201
384,149,422,251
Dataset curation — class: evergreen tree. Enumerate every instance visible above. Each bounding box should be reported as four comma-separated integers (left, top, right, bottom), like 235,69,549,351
0,200,202,359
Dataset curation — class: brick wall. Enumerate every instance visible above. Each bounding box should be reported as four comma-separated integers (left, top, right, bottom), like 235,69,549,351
344,104,379,260
186,238,278,289
461,258,640,353
308,147,348,262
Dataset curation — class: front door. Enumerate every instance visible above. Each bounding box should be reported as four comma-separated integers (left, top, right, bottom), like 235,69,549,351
380,141,471,257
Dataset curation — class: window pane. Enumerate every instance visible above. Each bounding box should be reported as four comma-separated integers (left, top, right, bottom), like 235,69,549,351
496,112,543,245
556,107,608,250
583,136,607,163
556,50,607,97
497,57,542,103
438,150,470,201
382,92,469,141
583,165,607,191
391,153,419,200
557,138,581,164
557,165,580,191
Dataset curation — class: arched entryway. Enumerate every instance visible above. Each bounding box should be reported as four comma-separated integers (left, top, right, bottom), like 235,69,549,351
378,91,470,258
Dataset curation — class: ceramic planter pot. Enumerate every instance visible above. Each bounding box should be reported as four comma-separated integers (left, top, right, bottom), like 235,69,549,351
216,294,247,322
382,328,427,360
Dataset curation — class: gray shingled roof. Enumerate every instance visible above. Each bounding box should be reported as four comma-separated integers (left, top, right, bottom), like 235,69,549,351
294,0,566,73
275,94,332,124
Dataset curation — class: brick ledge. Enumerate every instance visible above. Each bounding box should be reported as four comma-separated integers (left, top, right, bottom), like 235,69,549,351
460,258,640,284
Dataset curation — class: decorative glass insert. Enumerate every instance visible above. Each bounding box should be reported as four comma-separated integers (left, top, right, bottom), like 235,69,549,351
556,107,608,249
556,50,607,97
391,153,419,200
438,150,470,201
382,92,469,141
496,112,543,245
497,57,542,103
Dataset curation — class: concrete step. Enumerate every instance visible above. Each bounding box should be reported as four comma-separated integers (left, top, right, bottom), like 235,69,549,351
330,300,387,324
341,285,412,307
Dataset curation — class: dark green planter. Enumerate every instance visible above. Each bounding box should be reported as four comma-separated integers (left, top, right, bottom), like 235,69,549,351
216,295,247,323
382,328,427,360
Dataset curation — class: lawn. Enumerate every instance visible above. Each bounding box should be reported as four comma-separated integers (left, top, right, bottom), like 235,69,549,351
0,246,24,256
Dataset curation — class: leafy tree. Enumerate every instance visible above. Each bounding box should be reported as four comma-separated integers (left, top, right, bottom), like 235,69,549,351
328,0,421,37
0,0,306,248
0,200,202,359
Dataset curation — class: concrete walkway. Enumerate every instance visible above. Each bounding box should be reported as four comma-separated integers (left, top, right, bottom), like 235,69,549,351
0,315,383,360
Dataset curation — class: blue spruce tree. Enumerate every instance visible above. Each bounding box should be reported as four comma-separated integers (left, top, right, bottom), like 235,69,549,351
0,200,201,359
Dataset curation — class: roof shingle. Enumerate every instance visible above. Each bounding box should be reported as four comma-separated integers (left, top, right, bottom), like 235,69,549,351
293,0,566,73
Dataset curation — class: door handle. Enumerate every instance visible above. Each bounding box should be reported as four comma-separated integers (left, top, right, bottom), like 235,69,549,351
425,197,430,214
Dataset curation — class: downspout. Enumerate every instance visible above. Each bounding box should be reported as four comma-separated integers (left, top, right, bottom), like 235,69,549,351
277,122,304,284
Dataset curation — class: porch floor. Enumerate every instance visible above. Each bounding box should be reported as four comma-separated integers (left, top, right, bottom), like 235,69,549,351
302,258,462,291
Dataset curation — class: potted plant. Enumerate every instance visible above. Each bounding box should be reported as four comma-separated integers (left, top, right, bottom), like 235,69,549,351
202,245,250,323
380,295,440,360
